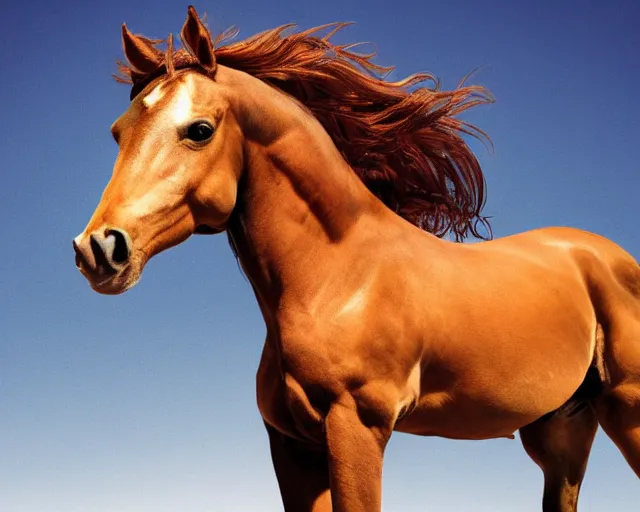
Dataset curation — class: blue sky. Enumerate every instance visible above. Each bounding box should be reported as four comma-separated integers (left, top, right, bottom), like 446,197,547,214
1,0,639,510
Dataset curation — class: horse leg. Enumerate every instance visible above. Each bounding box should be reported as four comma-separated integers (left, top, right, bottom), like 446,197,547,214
324,395,393,512
265,422,332,511
592,306,640,476
594,383,640,477
520,405,598,512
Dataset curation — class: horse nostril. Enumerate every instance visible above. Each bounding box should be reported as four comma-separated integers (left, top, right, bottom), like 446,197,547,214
106,228,130,264
90,234,116,275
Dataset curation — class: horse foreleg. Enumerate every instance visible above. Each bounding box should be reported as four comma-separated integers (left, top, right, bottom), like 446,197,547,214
265,422,332,511
520,405,598,512
324,395,393,512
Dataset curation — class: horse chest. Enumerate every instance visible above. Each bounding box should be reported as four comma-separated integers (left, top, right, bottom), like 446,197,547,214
256,341,328,444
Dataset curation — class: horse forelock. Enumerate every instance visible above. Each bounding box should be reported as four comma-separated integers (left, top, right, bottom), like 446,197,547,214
114,20,494,241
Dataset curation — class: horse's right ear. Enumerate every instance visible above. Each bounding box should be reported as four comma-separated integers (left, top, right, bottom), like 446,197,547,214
121,24,163,74
180,5,217,73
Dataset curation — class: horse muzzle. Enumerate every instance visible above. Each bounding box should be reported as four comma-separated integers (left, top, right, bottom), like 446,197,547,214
73,228,136,294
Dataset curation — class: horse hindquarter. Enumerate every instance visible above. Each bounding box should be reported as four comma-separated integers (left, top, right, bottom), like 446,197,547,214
589,246,640,477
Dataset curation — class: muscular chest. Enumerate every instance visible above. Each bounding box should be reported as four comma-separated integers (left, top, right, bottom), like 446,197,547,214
255,326,424,445
256,340,329,444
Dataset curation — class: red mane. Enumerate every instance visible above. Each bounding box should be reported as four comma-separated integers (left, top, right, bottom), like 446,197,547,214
116,20,494,241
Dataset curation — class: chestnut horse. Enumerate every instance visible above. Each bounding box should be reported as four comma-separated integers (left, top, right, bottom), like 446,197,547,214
73,6,640,511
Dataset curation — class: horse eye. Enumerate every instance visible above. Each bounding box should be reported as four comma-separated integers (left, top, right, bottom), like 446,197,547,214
186,121,214,142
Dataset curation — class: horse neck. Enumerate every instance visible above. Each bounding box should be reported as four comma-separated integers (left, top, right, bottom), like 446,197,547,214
227,78,387,312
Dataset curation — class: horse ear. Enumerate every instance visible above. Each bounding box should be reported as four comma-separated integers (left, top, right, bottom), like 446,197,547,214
180,5,217,72
121,24,163,74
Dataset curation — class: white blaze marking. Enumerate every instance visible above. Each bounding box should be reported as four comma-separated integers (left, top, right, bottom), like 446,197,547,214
169,76,196,124
142,83,166,107
142,75,196,126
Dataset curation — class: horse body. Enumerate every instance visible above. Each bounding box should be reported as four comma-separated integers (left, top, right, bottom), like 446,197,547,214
243,105,636,445
73,7,639,511
232,62,640,506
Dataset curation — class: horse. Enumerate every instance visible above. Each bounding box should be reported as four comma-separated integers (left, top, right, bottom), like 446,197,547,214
72,6,640,511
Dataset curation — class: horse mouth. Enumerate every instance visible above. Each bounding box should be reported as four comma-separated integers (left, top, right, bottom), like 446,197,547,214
194,224,223,235
81,263,139,295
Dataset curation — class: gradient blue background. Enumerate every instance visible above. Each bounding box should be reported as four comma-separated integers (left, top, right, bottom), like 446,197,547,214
1,0,638,510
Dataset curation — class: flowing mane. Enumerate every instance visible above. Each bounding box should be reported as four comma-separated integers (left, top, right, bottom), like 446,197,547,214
115,17,494,240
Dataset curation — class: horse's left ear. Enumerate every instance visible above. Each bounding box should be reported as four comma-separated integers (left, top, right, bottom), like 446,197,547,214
181,5,217,73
